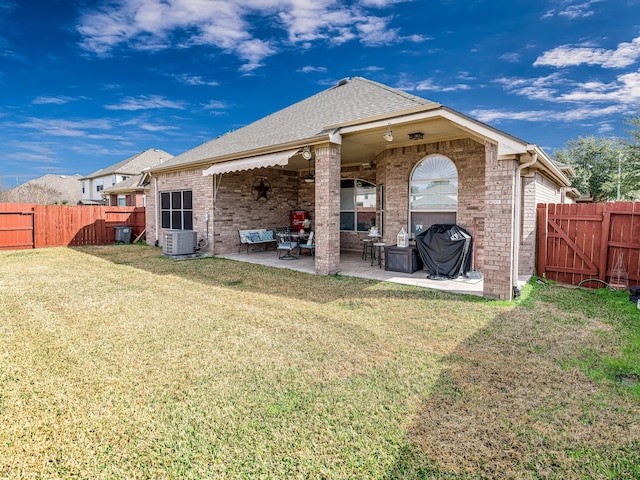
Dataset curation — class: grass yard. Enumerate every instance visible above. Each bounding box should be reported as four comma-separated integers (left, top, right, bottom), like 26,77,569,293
1,245,639,479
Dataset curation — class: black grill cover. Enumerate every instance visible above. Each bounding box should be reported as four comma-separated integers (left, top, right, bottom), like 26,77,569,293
416,224,473,279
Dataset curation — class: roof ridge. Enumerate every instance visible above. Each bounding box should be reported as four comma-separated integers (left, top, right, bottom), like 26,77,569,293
350,76,431,105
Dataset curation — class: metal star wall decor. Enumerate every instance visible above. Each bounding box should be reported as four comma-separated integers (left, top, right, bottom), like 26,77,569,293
252,177,271,201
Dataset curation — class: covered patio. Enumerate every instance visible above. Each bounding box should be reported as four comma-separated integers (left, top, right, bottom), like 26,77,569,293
218,249,488,296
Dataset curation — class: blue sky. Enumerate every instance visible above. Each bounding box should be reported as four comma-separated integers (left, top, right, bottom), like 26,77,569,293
1,0,640,186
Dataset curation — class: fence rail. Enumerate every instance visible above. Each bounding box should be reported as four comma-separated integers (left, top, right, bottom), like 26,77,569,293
0,203,145,250
537,202,640,288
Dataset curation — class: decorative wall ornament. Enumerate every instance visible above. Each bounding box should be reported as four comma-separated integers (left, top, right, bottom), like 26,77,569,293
252,177,271,201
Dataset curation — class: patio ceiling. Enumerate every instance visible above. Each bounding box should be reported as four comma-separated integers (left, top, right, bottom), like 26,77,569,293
284,115,475,172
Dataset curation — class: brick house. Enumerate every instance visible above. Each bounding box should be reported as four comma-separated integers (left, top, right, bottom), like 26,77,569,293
145,77,573,300
102,173,148,207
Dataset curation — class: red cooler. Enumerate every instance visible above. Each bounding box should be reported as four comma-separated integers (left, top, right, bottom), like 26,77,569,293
291,210,308,232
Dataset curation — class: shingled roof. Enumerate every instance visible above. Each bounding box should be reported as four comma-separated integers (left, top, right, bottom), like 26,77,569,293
102,173,146,194
155,77,437,171
81,148,173,179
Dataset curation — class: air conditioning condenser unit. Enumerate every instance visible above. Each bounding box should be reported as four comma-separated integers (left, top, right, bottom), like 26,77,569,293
163,230,197,255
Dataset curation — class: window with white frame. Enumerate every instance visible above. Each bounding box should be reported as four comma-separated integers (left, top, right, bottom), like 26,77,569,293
96,178,104,192
409,155,458,236
160,190,193,230
117,194,126,206
340,179,376,232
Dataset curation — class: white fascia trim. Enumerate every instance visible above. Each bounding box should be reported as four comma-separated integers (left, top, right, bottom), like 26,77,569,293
337,108,529,157
527,145,571,187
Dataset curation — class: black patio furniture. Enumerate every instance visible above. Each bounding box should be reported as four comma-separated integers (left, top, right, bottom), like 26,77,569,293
276,227,300,259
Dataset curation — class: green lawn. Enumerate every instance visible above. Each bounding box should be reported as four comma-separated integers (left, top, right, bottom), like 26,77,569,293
0,245,639,479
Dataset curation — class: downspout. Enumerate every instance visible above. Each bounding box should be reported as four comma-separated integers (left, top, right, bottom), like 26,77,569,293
154,174,160,246
560,186,568,204
211,173,223,255
513,152,538,295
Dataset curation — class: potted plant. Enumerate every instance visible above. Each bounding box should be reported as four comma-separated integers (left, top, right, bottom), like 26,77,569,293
302,218,312,233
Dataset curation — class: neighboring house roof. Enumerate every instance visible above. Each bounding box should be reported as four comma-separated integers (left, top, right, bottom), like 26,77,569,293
81,148,173,180
154,77,439,171
102,173,146,195
1,174,83,204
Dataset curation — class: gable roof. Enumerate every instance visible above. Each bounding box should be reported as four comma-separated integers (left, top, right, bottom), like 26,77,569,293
148,77,569,187
101,173,146,194
81,148,173,179
154,77,439,171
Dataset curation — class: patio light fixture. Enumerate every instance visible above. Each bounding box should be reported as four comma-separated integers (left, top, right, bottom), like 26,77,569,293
383,124,393,142
304,154,315,183
301,145,312,160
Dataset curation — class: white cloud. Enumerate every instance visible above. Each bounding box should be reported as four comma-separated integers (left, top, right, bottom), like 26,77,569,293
136,123,179,132
495,70,640,105
486,67,640,127
499,52,520,63
172,74,219,86
493,73,566,102
534,36,640,68
17,118,114,137
470,104,627,124
399,78,471,92
32,96,82,105
104,95,186,111
558,71,640,103
358,0,411,6
542,0,602,19
298,66,327,73
202,100,228,110
236,38,278,73
457,71,475,81
77,0,425,71
352,65,384,73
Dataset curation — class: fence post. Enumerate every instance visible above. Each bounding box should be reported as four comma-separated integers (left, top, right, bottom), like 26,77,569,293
598,206,611,282
536,203,547,278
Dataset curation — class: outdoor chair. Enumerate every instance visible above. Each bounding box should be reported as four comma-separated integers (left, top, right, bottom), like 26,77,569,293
299,230,315,257
276,227,299,259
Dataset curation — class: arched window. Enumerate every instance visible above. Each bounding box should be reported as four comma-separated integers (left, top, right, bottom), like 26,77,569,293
340,179,376,232
409,155,458,235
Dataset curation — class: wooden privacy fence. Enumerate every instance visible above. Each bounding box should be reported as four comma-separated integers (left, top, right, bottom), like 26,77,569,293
537,202,640,288
0,203,145,250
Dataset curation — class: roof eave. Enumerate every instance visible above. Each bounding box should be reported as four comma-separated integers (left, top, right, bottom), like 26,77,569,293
526,145,572,187
149,133,333,175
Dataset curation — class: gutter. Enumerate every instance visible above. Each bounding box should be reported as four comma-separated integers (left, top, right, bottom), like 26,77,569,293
527,145,571,187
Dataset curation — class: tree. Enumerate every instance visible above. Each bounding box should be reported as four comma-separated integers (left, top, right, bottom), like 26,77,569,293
553,136,624,202
622,110,640,200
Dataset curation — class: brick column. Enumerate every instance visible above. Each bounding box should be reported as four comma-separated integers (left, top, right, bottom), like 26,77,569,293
145,177,158,247
314,142,341,275
482,141,517,300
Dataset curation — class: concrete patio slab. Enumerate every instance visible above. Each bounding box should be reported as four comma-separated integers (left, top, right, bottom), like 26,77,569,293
218,250,488,297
